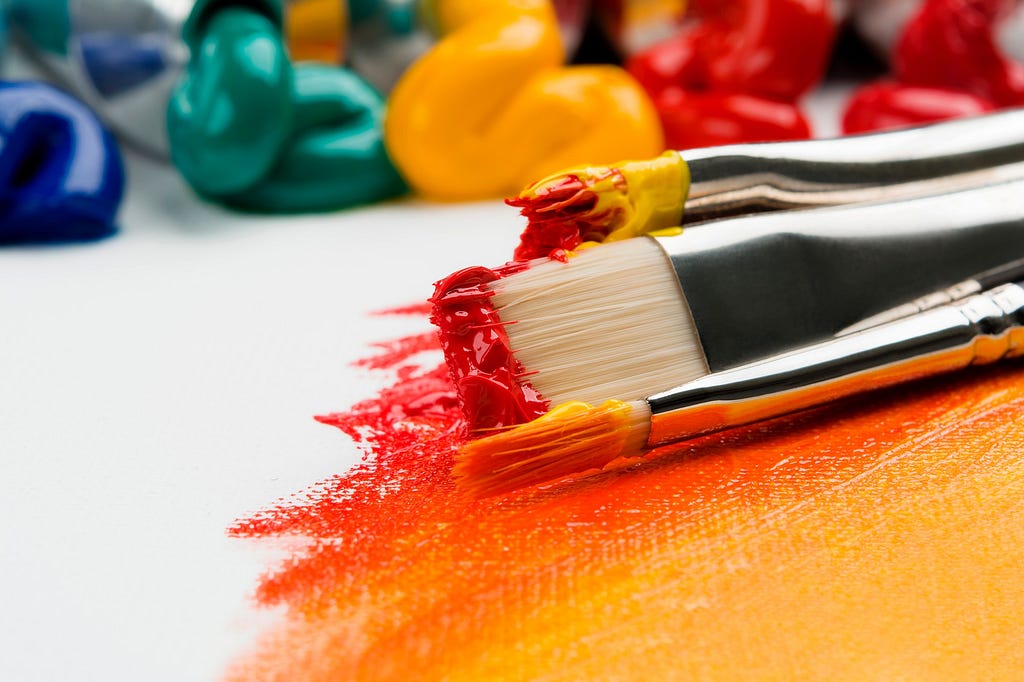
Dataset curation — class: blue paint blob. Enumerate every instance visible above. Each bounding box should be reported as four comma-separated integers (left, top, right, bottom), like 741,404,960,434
0,81,125,244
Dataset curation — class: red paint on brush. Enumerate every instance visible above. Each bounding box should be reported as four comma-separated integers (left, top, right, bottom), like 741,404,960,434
507,168,627,261
842,82,997,134
429,265,549,431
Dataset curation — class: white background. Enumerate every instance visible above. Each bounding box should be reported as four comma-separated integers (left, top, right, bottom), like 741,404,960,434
0,54,845,680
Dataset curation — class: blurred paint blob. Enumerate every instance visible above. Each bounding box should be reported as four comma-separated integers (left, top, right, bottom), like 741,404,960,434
0,81,124,244
845,0,1024,133
385,0,662,200
626,0,835,148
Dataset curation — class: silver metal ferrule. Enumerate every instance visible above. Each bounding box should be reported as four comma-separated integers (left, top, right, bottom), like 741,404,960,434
646,282,1024,447
680,109,1024,225
653,177,1024,372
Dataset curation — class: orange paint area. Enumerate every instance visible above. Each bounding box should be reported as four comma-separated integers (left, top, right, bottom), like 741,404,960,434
226,318,1024,680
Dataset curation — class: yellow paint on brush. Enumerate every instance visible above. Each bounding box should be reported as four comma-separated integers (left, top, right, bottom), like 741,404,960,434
602,152,689,243
385,0,663,200
516,151,689,248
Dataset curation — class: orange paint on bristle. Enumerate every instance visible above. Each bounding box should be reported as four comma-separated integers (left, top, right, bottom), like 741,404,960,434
455,399,640,498
226,311,1024,680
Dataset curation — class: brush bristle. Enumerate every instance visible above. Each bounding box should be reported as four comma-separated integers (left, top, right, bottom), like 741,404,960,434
508,153,688,261
456,399,652,497
487,237,708,407
507,166,629,261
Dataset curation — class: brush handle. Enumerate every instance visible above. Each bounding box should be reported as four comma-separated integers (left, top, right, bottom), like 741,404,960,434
681,108,1024,225
837,256,1024,335
657,178,1024,371
646,283,1024,447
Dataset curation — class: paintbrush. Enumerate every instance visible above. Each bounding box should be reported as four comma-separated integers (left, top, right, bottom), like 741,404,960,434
431,179,1024,433
457,278,1024,496
508,108,1024,260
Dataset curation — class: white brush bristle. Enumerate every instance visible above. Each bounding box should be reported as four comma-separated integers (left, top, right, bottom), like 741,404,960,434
488,238,708,406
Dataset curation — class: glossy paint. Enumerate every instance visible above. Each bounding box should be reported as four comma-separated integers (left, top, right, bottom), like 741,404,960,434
0,81,124,243
508,151,688,260
842,82,998,134
429,264,548,430
169,5,406,211
384,0,663,200
626,0,832,148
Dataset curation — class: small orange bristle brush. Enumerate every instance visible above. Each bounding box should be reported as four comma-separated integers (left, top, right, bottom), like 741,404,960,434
458,276,1024,497
507,109,1024,260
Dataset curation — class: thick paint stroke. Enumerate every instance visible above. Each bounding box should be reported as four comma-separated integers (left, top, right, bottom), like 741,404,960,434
227,316,1024,680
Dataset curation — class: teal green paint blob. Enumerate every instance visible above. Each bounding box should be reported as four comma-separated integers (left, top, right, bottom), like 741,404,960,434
221,64,406,213
168,8,293,196
7,0,71,55
169,4,406,212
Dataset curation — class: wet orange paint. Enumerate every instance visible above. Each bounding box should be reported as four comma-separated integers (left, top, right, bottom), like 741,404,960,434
226,315,1024,680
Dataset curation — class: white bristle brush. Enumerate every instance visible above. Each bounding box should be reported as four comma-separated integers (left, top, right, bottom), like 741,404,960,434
473,178,1024,414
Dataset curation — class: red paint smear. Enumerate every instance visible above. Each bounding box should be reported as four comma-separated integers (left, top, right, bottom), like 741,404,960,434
369,301,434,317
231,329,467,611
507,169,626,261
353,332,439,371
427,264,549,431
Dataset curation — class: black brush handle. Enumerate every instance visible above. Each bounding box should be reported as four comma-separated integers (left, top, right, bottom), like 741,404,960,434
681,109,1024,224
655,178,1024,371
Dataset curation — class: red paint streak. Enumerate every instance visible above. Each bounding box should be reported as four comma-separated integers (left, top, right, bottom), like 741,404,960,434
232,339,467,611
507,168,626,261
370,301,434,316
428,265,549,431
842,82,997,134
354,332,439,371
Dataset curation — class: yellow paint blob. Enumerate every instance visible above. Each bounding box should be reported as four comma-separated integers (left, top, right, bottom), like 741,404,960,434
385,0,664,200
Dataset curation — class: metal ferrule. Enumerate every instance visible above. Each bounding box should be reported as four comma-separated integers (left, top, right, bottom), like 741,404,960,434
837,256,1024,335
680,109,1024,225
653,178,1024,371
646,282,1024,447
